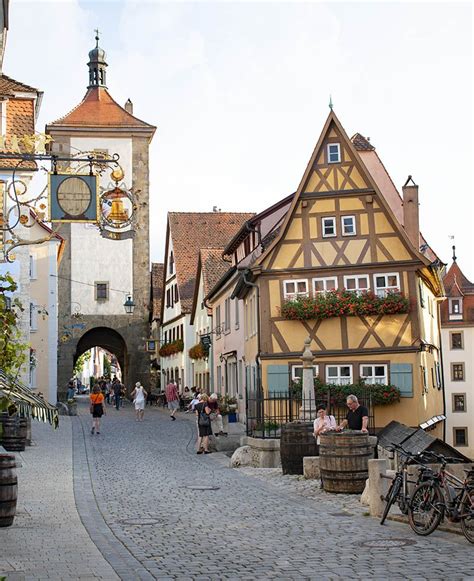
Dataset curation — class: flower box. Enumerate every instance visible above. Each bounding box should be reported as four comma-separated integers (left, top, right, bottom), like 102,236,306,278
281,290,410,321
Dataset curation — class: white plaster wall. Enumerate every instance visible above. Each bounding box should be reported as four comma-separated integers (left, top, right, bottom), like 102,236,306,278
442,326,474,459
69,136,133,316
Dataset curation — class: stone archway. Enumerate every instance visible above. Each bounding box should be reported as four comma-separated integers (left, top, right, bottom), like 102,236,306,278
74,327,128,383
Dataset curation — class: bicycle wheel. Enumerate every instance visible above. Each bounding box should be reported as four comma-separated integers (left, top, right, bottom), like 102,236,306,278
380,476,402,525
408,482,444,536
460,490,474,544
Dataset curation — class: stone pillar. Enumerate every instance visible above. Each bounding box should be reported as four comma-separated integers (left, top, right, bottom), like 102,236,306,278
299,337,316,420
368,458,388,517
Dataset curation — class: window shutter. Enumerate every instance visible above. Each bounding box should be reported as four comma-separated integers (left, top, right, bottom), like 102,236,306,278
390,363,413,397
267,365,289,397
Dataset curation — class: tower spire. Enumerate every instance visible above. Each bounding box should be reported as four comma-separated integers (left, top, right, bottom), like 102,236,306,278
87,30,108,88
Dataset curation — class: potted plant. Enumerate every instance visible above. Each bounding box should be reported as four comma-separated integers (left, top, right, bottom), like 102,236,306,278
67,398,77,416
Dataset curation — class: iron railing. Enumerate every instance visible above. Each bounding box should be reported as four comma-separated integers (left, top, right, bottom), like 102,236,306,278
245,386,374,438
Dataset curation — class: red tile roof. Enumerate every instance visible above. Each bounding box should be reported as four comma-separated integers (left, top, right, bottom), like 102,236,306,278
0,97,37,170
351,133,375,151
443,261,474,296
168,212,254,313
151,263,164,321
47,86,155,130
200,248,231,297
0,74,39,96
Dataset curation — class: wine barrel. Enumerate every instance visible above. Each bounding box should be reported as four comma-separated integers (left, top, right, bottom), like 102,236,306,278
0,415,27,452
319,431,370,493
280,421,318,475
0,454,18,527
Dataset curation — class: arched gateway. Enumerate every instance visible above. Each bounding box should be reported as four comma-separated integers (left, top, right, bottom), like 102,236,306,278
47,36,156,400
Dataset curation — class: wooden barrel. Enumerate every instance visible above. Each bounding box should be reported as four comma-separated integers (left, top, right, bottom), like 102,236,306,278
0,415,27,452
319,431,370,493
280,421,318,475
0,454,18,527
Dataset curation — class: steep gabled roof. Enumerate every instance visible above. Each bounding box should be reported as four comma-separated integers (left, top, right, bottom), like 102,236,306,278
190,248,233,323
46,86,155,132
254,110,435,270
351,132,375,151
151,263,164,321
165,212,254,315
443,261,474,296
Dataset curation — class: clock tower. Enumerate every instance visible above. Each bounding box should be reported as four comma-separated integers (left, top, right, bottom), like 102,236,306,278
46,35,156,399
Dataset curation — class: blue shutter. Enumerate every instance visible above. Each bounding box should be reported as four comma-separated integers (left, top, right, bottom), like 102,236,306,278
390,363,413,397
267,365,289,397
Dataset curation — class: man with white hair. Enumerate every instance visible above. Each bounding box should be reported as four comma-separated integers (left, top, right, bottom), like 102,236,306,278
337,394,369,432
208,393,227,437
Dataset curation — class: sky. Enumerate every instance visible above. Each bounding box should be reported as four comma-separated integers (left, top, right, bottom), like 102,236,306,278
4,0,473,278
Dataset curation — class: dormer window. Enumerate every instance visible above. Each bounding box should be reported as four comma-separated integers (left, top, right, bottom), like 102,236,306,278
449,298,463,320
327,143,341,164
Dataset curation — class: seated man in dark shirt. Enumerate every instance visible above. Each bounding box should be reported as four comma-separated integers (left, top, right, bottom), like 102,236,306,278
337,394,369,432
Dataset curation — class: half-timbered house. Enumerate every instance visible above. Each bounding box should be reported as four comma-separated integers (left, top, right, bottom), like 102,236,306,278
233,110,445,434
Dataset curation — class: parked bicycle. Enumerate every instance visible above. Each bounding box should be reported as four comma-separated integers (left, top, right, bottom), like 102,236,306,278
408,452,474,543
380,442,433,525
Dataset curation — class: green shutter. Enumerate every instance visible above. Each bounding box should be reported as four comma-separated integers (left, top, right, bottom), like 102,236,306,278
390,363,413,397
267,365,289,397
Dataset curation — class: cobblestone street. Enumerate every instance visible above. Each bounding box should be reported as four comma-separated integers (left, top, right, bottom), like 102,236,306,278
2,399,474,580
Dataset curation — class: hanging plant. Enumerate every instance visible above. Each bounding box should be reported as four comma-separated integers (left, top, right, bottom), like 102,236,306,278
280,290,410,321
159,339,184,357
189,343,205,360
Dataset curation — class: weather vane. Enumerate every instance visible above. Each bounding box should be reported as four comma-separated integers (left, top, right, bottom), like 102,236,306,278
329,95,333,110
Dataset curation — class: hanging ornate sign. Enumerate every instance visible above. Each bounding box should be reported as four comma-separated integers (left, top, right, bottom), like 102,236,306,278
49,173,99,222
99,167,136,240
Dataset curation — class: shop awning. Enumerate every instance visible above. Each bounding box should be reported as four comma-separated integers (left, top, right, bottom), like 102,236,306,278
0,369,59,428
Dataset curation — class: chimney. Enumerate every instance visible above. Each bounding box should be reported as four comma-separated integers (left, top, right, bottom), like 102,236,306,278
402,176,420,250
124,98,133,114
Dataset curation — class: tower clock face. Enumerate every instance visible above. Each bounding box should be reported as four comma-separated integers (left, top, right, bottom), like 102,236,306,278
56,177,92,216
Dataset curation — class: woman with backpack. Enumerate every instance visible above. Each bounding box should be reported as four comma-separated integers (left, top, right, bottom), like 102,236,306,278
194,394,212,454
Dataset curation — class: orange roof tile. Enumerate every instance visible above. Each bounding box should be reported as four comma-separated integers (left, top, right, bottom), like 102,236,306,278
0,74,39,96
168,212,254,313
0,97,37,170
47,86,155,130
200,248,231,297
443,261,474,296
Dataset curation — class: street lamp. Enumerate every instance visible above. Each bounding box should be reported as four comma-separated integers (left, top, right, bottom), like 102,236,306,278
123,294,135,315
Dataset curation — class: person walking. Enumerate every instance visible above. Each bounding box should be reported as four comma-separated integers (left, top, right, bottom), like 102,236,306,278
90,384,105,435
208,393,227,437
165,380,179,421
195,394,212,454
131,382,147,422
112,378,122,411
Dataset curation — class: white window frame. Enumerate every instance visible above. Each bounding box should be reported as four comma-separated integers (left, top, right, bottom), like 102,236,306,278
234,298,240,330
360,364,388,385
29,363,37,389
29,254,37,280
344,274,370,294
327,143,341,163
224,298,231,332
341,215,356,236
313,277,338,294
291,365,319,382
449,298,463,320
322,216,336,238
29,302,37,332
216,305,221,338
373,273,400,298
283,279,308,300
326,365,353,385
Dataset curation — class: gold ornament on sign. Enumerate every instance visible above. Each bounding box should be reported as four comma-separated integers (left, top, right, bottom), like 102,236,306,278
19,215,29,225
111,167,124,183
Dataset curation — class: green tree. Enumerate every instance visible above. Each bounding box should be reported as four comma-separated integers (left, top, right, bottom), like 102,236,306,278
73,350,91,375
0,273,29,378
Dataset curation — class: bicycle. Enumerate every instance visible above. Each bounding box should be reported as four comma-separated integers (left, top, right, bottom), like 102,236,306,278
408,452,474,543
380,442,433,525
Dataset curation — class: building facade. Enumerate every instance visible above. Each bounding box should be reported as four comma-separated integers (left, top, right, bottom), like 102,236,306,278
160,212,253,391
232,111,445,434
46,37,156,398
441,257,474,459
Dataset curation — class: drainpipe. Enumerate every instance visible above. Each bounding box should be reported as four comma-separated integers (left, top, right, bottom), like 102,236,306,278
242,270,261,395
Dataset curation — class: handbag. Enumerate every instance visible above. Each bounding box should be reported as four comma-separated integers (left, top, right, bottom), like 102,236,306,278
198,407,211,428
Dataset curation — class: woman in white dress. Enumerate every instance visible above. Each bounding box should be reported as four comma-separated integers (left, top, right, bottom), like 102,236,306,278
131,382,147,422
